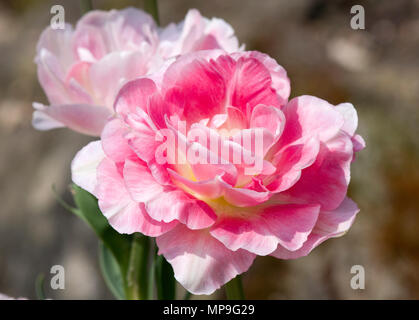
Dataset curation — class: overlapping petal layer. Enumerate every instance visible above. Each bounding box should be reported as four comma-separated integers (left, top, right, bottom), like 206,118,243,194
33,8,242,135
72,47,363,295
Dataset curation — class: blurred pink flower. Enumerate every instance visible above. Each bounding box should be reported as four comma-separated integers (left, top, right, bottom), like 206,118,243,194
0,293,26,300
72,50,364,295
33,8,242,136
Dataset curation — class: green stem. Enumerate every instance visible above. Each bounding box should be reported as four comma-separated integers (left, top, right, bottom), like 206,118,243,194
35,273,46,300
183,291,192,300
225,275,245,300
125,234,150,300
79,0,93,14
155,254,176,299
144,0,160,25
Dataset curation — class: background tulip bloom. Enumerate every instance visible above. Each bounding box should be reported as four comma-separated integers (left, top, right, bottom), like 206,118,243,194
72,50,364,295
33,8,242,136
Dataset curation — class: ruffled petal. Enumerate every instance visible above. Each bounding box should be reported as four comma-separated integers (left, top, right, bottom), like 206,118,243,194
281,132,353,211
32,103,111,136
71,140,105,195
271,198,359,259
210,203,319,255
96,158,177,235
156,225,256,295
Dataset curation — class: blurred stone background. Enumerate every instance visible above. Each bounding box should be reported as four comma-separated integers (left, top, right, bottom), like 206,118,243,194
0,0,418,299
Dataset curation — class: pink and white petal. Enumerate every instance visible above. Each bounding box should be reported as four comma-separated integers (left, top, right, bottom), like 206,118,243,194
158,9,206,57
108,202,177,236
101,118,136,163
280,95,345,147
314,197,360,235
124,112,162,163
32,103,111,136
71,140,105,196
73,8,156,59
89,51,150,108
64,61,94,104
168,169,225,199
156,225,256,295
36,49,72,105
123,159,164,203
262,203,320,251
267,136,320,192
72,24,108,61
36,24,74,70
281,132,353,211
65,61,91,90
162,56,226,124
170,123,238,184
32,103,65,131
210,216,279,256
0,293,26,300
229,128,276,161
96,158,176,236
212,54,280,113
210,203,319,255
145,190,217,229
222,184,271,207
114,77,157,118
352,134,366,153
250,104,285,138
202,16,241,53
335,102,358,136
224,106,247,129
270,232,328,260
271,198,359,259
232,51,290,106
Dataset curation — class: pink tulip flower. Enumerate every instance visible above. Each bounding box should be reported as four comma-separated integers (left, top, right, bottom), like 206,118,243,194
33,8,242,136
72,50,364,295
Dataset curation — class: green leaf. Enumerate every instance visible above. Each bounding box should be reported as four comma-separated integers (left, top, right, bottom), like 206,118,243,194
68,185,154,300
155,254,176,300
98,241,125,300
71,185,132,275
79,0,93,14
225,275,245,300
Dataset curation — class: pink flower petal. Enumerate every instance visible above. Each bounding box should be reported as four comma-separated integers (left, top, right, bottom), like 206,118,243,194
335,102,358,136
145,190,217,229
101,118,136,163
36,49,72,105
96,158,177,235
280,95,345,147
271,198,359,259
267,136,320,192
114,78,157,119
281,132,353,211
163,57,226,124
71,140,104,196
211,54,282,114
73,8,156,60
123,159,164,203
36,25,74,70
89,51,150,108
156,225,256,295
232,51,290,107
250,104,285,138
210,203,319,255
32,103,111,136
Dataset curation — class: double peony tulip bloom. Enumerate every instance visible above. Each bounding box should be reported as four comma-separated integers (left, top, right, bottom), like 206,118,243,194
33,8,241,136
35,8,365,295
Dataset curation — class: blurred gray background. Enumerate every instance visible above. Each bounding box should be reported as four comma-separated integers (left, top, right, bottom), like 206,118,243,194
0,0,418,299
